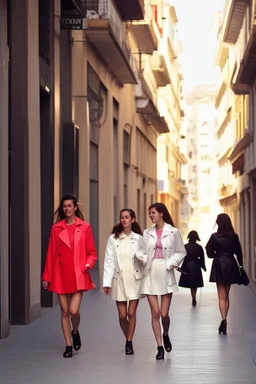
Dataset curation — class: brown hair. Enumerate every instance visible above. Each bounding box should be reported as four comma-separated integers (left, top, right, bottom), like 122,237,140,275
112,209,143,238
54,194,85,223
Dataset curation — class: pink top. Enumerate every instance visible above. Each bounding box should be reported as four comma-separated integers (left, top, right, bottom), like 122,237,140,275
153,229,164,259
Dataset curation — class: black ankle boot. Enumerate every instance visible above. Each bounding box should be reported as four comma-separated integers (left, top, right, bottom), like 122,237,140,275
163,333,172,352
72,330,81,351
125,341,134,355
63,346,73,358
156,346,165,360
218,320,227,335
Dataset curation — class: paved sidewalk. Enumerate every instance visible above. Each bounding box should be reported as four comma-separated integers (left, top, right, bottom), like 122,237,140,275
1,269,256,384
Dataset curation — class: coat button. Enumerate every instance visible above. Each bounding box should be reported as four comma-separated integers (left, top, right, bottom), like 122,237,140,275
58,254,60,257
59,262,61,265
136,270,138,272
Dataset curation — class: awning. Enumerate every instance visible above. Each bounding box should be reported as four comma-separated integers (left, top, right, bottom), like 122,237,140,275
136,98,169,134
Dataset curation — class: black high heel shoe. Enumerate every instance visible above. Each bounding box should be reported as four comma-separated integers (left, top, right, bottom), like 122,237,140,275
163,333,172,352
63,346,73,358
156,346,165,360
218,320,227,335
72,330,81,351
125,341,134,355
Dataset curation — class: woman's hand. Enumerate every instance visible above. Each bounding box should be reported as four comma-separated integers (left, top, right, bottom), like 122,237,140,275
42,280,49,290
84,263,91,271
103,287,111,295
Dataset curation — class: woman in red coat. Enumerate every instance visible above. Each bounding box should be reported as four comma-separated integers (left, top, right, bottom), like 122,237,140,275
42,194,97,358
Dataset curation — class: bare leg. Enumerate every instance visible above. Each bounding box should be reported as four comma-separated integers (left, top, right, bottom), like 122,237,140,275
147,295,162,346
160,293,172,335
70,291,83,333
58,294,72,346
127,300,139,341
116,301,129,339
191,288,197,301
217,283,231,320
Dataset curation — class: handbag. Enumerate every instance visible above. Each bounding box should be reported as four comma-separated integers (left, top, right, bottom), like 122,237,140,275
234,254,249,286
237,266,250,286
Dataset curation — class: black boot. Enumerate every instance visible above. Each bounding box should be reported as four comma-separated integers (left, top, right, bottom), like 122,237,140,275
63,346,73,358
218,320,227,335
125,341,134,355
156,346,165,360
72,330,81,351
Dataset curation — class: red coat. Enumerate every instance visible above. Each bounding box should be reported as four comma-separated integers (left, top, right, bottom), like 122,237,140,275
42,218,98,293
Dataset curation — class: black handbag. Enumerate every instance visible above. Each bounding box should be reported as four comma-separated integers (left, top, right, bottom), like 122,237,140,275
237,266,250,286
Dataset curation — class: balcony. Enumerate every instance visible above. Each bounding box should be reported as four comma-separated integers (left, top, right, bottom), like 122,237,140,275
150,51,171,87
112,0,144,21
229,130,253,162
232,23,256,93
130,2,159,54
84,0,137,85
223,0,249,44
136,98,169,134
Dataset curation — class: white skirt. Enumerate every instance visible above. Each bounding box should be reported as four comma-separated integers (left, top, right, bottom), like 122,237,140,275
139,259,178,295
110,235,144,301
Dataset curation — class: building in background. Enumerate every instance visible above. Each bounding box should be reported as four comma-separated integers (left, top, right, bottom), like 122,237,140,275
185,85,219,243
214,0,256,281
156,4,189,234
0,0,186,338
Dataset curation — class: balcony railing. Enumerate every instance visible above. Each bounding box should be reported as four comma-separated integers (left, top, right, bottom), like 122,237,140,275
83,0,136,84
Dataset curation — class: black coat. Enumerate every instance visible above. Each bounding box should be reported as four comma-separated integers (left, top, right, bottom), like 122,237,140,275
205,232,243,284
178,242,206,288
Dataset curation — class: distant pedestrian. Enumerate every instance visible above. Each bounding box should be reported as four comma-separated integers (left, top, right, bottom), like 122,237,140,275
206,213,244,335
178,230,206,307
42,194,97,358
103,209,144,355
136,203,186,360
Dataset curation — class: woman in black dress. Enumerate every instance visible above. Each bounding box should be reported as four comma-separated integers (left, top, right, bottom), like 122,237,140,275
179,230,206,307
205,213,243,335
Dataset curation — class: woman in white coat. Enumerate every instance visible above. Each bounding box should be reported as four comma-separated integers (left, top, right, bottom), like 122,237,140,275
103,209,144,355
136,203,186,360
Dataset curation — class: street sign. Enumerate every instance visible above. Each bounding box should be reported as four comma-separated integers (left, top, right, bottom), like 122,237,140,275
61,17,87,30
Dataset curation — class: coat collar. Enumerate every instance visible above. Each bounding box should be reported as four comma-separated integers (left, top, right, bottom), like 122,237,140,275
54,217,85,229
55,217,85,249
146,223,175,239
118,231,140,240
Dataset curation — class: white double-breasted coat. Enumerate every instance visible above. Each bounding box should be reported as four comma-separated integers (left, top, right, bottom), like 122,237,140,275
136,223,186,292
103,231,144,291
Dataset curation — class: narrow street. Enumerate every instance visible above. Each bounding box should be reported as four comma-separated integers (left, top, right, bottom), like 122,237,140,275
1,266,256,384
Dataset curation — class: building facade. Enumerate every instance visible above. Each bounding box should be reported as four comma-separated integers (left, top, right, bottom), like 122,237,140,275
155,5,188,233
214,0,256,281
0,0,185,338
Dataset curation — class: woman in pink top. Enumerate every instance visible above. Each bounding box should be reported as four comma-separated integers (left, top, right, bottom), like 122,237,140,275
136,203,186,360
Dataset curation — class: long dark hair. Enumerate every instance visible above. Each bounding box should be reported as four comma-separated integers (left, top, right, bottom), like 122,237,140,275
112,208,143,238
148,202,175,226
54,194,85,223
216,213,235,237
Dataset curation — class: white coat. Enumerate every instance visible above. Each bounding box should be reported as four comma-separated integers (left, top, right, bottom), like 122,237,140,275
136,223,186,289
103,231,144,288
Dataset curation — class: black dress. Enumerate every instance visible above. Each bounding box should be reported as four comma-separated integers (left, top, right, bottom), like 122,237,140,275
205,232,242,284
179,242,206,288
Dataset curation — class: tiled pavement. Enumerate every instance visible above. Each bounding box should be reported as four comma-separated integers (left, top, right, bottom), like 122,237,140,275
1,267,256,384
